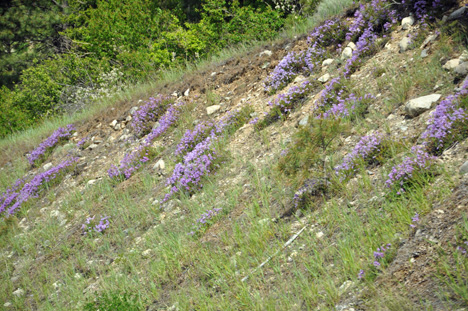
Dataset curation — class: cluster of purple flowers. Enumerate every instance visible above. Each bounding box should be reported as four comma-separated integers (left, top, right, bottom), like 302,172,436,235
175,122,217,157
81,215,110,235
343,27,379,78
131,95,174,136
410,212,420,228
307,18,347,49
27,124,75,165
109,103,182,180
188,208,222,236
421,80,468,153
385,145,436,194
373,243,391,267
259,80,316,128
335,132,385,179
314,77,374,119
163,132,218,203
0,157,78,216
76,136,89,149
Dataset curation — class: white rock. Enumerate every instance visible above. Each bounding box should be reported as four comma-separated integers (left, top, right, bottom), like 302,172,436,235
87,179,97,186
43,162,53,171
460,50,468,62
207,105,221,115
259,50,273,57
443,59,461,70
142,249,152,257
455,62,468,76
460,161,468,175
448,6,468,21
87,143,99,150
110,120,118,127
12,288,24,297
211,72,217,77
114,123,122,131
153,159,165,171
316,232,324,239
420,34,438,49
322,58,334,66
129,106,138,115
399,37,411,52
401,16,415,30
184,88,190,97
347,42,357,50
341,47,353,60
405,94,441,118
125,115,132,122
298,115,309,127
4,302,12,307
318,73,331,83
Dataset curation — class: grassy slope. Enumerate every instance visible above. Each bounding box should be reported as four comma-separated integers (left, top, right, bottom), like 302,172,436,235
2,1,468,310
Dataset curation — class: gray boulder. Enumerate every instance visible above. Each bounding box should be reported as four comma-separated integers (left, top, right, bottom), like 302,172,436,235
405,94,441,118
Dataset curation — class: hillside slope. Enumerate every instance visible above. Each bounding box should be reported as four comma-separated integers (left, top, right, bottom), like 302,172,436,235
2,1,468,310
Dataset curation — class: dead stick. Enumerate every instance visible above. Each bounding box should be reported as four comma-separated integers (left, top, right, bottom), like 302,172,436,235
241,224,308,282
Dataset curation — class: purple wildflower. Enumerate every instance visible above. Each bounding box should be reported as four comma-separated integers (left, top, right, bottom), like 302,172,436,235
27,124,75,165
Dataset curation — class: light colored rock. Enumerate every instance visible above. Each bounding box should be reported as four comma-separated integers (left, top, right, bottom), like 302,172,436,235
298,115,309,127
142,249,152,257
119,134,131,142
184,88,190,97
87,143,99,150
399,37,411,52
338,280,355,294
293,75,306,84
460,50,468,62
347,42,357,50
455,62,468,76
405,94,441,118
153,159,165,171
43,162,53,171
125,115,132,122
259,50,272,57
460,161,468,175
12,288,24,297
114,123,122,131
420,34,438,49
211,72,217,77
341,47,353,60
129,106,138,115
318,73,330,83
401,16,415,30
421,49,429,58
110,120,118,127
207,105,221,115
448,6,468,21
316,231,324,239
171,91,178,97
87,179,97,186
4,302,12,308
443,59,461,70
322,58,334,66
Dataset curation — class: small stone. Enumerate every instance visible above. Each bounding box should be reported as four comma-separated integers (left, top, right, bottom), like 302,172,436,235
74,273,82,279
421,49,429,58
443,59,461,70
401,16,415,30
322,58,334,66
87,179,97,186
298,115,309,127
13,288,24,297
454,62,468,76
460,161,468,175
404,94,441,118
261,62,270,69
347,42,357,50
142,249,152,258
460,50,468,62
399,37,411,52
129,106,138,115
318,73,330,83
114,123,122,131
87,143,99,150
153,159,165,171
448,6,468,21
43,162,53,171
420,34,438,48
341,47,353,60
206,105,221,115
151,199,159,206
171,91,178,97
184,88,190,97
125,115,132,122
211,72,217,77
110,120,118,128
316,232,324,239
259,50,272,57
